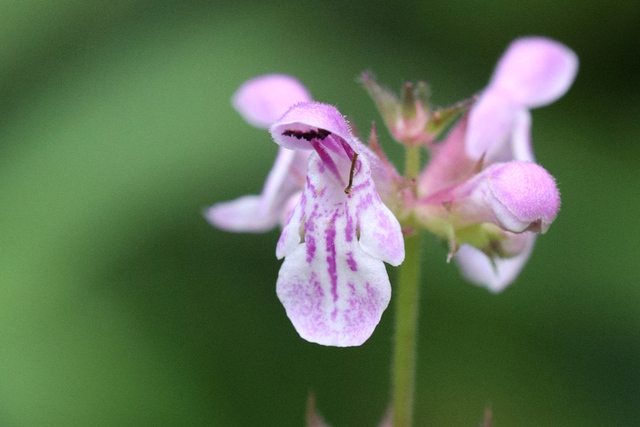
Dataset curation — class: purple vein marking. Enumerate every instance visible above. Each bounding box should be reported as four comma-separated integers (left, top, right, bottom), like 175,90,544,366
310,139,342,182
325,211,339,303
346,251,358,271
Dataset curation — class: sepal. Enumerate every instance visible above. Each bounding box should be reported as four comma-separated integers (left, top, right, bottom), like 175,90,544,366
360,73,430,145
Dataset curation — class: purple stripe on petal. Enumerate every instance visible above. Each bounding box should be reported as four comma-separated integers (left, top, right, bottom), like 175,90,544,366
325,212,339,303
346,252,358,271
344,207,354,242
306,236,316,264
310,140,343,183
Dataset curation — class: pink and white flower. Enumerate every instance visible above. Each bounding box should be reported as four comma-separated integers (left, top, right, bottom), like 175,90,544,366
271,103,405,346
417,37,577,292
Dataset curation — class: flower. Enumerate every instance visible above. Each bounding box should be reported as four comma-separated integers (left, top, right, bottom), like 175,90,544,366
270,102,405,346
205,74,312,232
416,37,577,292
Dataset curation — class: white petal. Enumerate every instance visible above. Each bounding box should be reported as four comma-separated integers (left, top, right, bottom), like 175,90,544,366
276,184,306,259
277,239,391,347
455,234,536,292
354,159,405,266
276,152,401,346
271,102,398,199
279,191,303,228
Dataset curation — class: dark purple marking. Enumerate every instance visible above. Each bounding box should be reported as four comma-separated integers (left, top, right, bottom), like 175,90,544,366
310,272,324,298
325,211,339,303
322,134,344,155
365,281,378,302
310,140,342,182
338,138,355,159
305,175,317,197
282,128,331,141
346,251,358,271
351,179,371,193
318,160,325,174
344,205,354,242
356,192,374,212
306,236,316,264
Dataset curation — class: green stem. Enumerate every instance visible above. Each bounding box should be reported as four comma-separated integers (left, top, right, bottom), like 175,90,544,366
392,231,422,427
392,144,423,427
404,145,421,182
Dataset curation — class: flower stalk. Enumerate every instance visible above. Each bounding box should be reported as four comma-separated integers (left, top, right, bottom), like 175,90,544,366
392,229,422,427
392,144,423,427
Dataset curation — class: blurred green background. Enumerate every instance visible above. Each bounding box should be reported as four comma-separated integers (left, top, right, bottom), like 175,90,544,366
0,0,638,425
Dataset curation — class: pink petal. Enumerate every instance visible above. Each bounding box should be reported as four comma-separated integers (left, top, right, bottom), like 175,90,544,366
424,161,560,234
455,234,536,292
205,195,277,232
465,89,519,162
511,109,535,162
418,113,475,197
207,148,309,234
232,74,312,128
491,37,578,108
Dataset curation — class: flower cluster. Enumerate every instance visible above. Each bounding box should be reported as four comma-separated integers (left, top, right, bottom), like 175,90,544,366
206,37,577,346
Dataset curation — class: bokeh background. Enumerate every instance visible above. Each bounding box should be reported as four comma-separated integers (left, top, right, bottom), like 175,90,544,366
1,0,639,425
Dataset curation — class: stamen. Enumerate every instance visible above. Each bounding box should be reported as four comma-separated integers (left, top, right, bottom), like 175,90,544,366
344,153,359,194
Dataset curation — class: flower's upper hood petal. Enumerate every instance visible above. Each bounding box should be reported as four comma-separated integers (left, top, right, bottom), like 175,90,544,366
271,102,399,201
271,102,355,151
